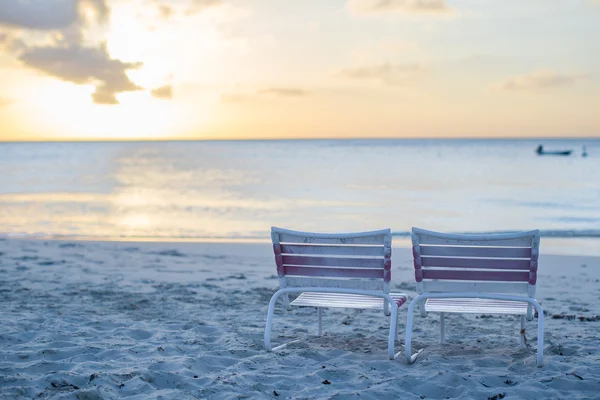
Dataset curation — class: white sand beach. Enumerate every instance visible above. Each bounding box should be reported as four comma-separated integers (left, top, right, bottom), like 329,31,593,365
1,238,599,399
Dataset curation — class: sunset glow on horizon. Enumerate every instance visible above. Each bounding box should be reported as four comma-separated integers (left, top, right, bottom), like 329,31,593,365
1,0,599,141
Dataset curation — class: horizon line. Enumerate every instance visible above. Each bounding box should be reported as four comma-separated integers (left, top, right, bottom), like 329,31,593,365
2,135,600,144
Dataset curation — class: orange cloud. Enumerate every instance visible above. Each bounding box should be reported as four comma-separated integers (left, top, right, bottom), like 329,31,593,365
258,88,309,97
221,87,310,102
346,0,453,16
151,84,173,99
186,0,223,16
495,70,591,91
335,62,427,85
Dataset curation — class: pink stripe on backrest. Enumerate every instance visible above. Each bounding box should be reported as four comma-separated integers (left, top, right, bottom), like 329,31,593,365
394,296,407,308
383,259,391,283
281,255,384,269
420,257,531,270
384,246,392,258
383,242,391,282
412,246,423,282
273,243,284,278
422,269,529,282
283,266,384,279
529,246,539,285
529,268,537,285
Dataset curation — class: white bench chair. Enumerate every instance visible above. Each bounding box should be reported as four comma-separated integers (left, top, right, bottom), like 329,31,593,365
264,227,407,359
405,227,545,366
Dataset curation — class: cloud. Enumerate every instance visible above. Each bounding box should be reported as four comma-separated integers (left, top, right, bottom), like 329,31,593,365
19,42,143,104
335,62,427,85
81,0,110,24
157,3,174,20
150,0,222,20
221,87,310,102
258,88,309,97
0,31,25,52
495,70,591,91
0,0,109,30
151,84,173,99
346,0,453,16
221,93,248,103
0,0,78,30
0,0,145,105
0,97,12,107
186,0,223,16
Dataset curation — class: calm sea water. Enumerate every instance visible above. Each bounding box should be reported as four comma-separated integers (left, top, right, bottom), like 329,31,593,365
1,139,599,254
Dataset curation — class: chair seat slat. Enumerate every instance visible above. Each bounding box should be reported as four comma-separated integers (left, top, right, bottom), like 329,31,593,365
425,298,528,314
291,292,407,309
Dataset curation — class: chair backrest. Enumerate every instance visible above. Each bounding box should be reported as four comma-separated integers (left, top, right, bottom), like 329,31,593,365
411,227,540,297
271,226,392,292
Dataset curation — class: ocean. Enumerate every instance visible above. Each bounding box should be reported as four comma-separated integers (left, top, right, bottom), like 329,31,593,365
1,138,599,255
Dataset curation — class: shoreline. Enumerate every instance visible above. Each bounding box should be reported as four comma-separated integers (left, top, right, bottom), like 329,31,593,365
2,234,599,257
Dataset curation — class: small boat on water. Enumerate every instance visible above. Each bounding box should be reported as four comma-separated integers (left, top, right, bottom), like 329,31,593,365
535,145,572,156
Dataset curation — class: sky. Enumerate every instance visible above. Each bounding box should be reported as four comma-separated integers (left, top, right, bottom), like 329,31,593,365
0,0,599,141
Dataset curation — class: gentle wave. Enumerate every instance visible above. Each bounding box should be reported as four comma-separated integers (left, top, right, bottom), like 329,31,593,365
391,230,600,238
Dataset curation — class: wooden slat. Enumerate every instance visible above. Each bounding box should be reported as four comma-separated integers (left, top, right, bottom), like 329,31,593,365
278,233,387,245
284,266,383,279
285,277,384,290
419,246,531,258
282,255,384,269
422,269,529,282
422,281,529,294
280,244,384,257
421,257,531,270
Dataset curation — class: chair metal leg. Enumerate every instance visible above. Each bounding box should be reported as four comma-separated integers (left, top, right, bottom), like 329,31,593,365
520,315,526,348
317,307,323,336
395,309,399,343
440,313,445,344
264,291,280,351
535,304,544,367
388,303,400,359
265,289,300,351
405,296,424,363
